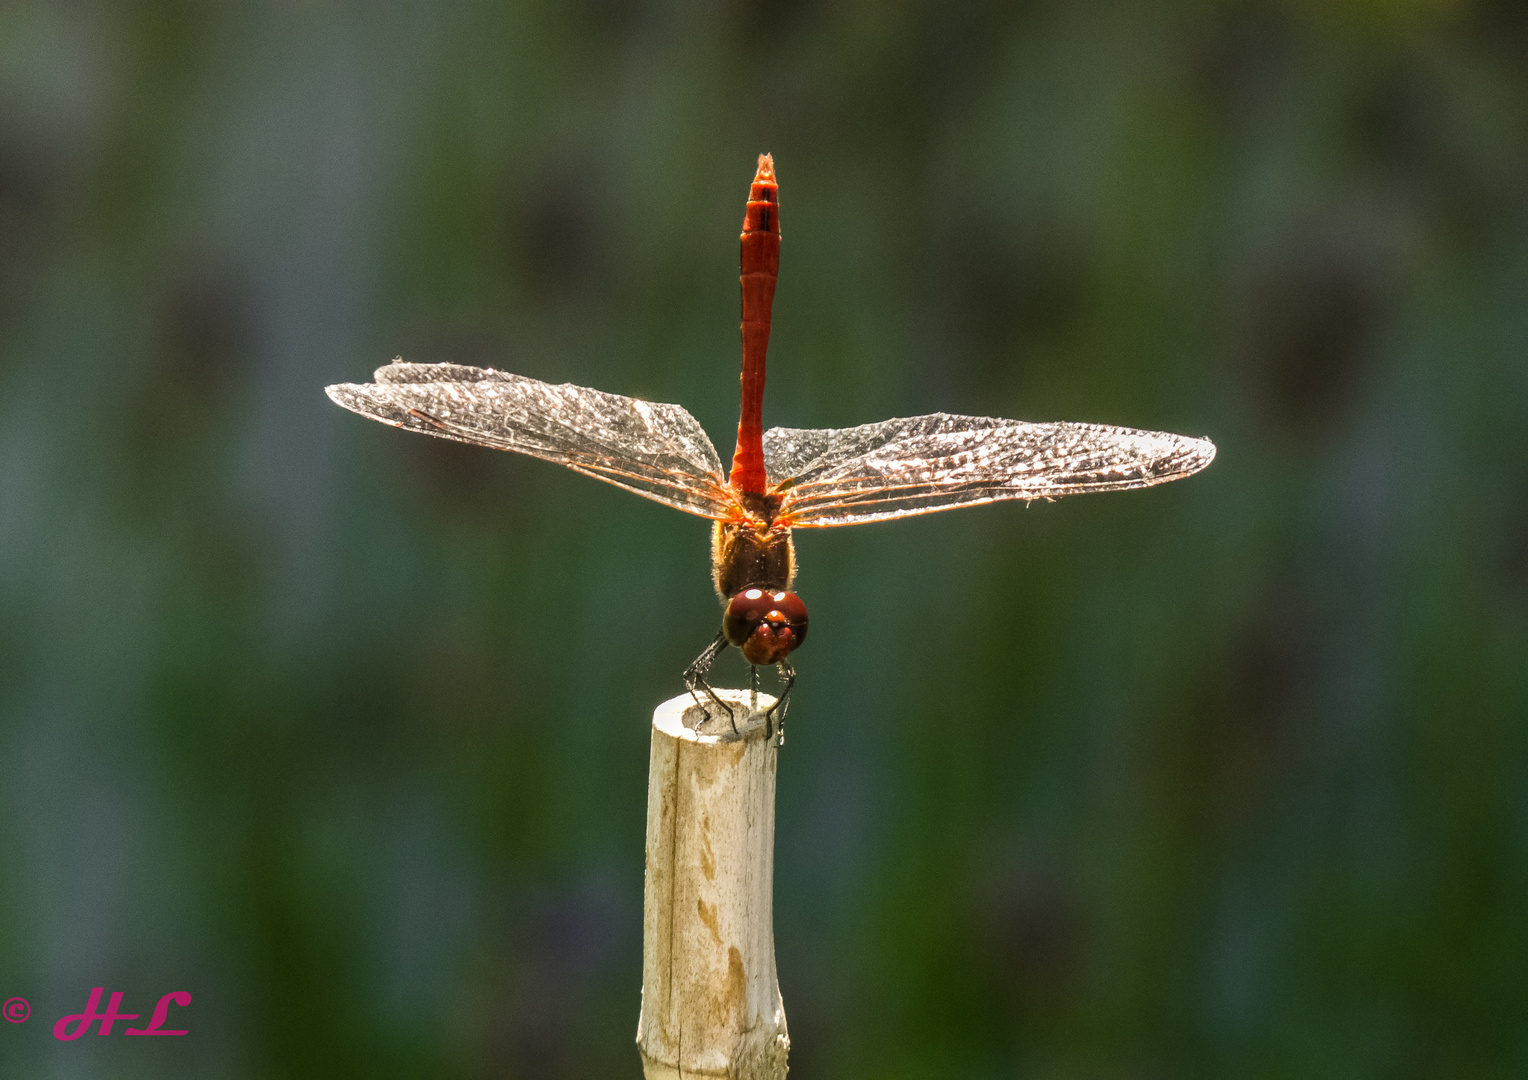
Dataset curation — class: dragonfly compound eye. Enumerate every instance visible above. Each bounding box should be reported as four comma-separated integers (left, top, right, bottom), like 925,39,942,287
724,588,809,665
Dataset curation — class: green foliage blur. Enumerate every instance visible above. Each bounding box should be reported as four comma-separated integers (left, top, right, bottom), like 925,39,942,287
2,1,1525,1076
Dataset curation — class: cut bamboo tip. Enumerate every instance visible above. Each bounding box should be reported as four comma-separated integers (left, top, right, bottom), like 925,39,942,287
638,690,788,1080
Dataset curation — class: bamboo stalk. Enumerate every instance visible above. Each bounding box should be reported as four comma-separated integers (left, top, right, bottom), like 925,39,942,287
637,690,789,1079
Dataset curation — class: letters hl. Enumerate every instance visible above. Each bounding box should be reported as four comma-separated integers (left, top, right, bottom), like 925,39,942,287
53,988,191,1039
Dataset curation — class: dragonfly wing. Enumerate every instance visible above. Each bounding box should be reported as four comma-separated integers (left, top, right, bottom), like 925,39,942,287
328,361,738,521
764,413,1215,527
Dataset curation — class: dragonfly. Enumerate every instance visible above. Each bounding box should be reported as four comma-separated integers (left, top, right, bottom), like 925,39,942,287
327,154,1215,742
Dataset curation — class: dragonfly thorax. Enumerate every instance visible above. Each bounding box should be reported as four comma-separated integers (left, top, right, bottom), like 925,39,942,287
725,588,808,665
711,517,794,600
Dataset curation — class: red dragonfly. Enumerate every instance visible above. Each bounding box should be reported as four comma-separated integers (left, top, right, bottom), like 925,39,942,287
327,155,1215,739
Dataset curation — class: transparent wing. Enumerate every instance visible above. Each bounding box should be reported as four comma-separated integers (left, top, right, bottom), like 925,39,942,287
327,360,740,521
764,413,1216,527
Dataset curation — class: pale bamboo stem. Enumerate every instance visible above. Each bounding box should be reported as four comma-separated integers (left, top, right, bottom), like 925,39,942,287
637,690,789,1080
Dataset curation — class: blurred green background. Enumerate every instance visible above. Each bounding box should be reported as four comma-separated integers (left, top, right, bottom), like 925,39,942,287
2,1,1526,1077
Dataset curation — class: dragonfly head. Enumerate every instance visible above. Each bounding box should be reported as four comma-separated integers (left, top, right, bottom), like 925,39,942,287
724,588,808,666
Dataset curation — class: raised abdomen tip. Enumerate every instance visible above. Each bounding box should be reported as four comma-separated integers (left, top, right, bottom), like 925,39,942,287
754,153,775,182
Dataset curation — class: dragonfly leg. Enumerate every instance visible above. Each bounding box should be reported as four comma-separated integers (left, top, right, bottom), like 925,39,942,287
765,659,795,746
684,631,736,731
752,666,774,741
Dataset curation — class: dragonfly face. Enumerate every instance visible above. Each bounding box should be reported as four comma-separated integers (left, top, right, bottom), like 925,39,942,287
324,153,1216,739
725,588,808,666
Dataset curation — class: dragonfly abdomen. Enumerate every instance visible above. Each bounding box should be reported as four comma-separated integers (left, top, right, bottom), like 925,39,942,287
729,154,780,495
